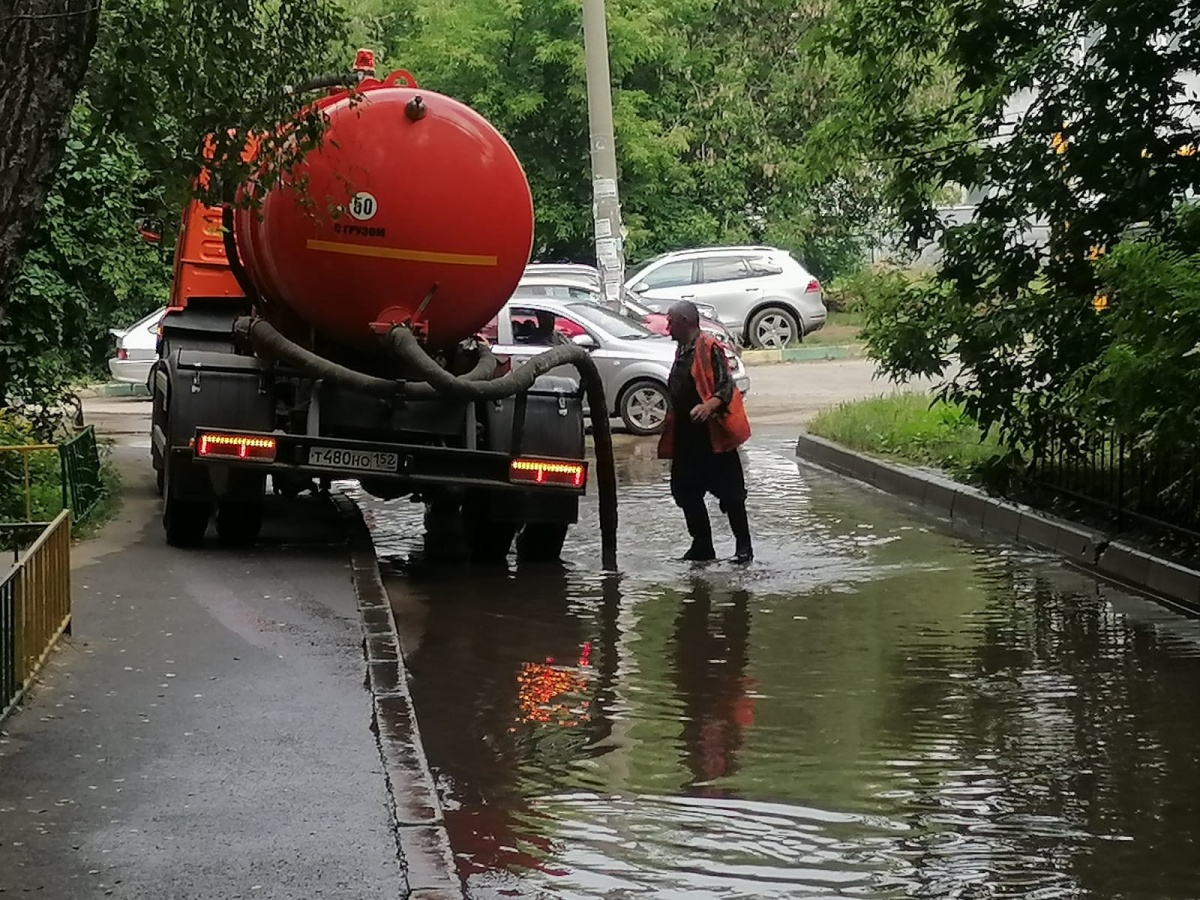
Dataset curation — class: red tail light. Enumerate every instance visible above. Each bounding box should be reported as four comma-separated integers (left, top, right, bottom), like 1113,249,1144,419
805,279,822,293
510,457,586,488
116,348,128,360
196,432,277,462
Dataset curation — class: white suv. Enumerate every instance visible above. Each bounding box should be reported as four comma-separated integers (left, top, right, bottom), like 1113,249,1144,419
625,246,827,349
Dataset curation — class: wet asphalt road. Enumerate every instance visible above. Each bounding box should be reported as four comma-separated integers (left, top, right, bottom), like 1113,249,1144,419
363,431,1200,900
0,444,401,898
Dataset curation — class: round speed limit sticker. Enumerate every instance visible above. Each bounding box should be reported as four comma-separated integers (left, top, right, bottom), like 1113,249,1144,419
349,192,378,221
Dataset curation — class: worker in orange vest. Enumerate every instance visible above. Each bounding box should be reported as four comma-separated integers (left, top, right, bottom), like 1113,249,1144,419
658,301,753,563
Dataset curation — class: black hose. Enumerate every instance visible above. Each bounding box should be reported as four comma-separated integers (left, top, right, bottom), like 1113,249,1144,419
236,317,501,396
237,317,404,397
232,315,619,570
386,326,619,571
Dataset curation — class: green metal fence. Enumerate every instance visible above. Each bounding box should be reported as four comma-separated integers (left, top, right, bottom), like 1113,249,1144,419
59,426,102,520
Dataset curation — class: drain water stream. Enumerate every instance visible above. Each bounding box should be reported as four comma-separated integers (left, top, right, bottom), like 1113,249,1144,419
358,438,1200,899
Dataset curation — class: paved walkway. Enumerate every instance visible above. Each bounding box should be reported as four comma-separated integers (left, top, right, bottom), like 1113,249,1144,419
0,445,401,898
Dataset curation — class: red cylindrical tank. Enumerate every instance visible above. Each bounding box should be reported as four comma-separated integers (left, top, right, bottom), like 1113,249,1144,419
233,73,535,349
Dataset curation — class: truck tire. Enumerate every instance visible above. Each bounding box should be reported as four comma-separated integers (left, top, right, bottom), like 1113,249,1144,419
216,501,264,547
163,454,210,547
422,498,468,563
515,522,569,563
462,493,517,564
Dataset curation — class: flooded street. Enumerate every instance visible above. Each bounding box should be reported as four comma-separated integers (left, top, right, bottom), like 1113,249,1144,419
358,432,1200,899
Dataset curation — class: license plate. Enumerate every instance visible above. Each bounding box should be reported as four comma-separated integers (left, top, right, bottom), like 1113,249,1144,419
307,447,399,474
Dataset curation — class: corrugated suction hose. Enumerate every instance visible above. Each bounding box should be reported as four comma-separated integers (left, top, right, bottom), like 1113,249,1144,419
235,316,619,570
385,325,618,572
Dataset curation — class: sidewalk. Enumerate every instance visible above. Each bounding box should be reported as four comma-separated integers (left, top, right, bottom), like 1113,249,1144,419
0,445,402,898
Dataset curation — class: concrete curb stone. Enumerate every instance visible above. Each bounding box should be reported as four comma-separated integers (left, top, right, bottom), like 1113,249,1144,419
741,344,866,366
77,382,150,398
795,432,1200,612
331,492,465,899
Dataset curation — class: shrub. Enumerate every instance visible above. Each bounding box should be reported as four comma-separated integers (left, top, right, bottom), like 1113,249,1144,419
0,412,64,523
808,393,1006,481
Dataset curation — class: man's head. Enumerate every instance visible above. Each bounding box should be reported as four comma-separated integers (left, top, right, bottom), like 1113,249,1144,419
666,300,701,343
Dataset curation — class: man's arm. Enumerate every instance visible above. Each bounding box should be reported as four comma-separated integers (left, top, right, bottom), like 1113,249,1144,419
709,342,735,409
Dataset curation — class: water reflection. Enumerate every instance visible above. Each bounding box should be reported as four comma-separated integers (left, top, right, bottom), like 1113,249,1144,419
351,438,1200,899
672,580,753,795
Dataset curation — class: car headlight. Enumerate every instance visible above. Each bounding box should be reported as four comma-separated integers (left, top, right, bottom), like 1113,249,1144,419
697,304,718,319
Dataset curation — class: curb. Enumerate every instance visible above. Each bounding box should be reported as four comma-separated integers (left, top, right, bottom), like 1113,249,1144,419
742,344,865,366
331,493,465,900
77,383,150,399
795,432,1200,612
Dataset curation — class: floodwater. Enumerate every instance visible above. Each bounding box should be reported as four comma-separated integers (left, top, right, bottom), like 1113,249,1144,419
357,433,1200,899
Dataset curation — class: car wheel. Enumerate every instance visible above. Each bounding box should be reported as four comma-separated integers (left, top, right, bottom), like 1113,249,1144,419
619,379,670,436
747,306,800,349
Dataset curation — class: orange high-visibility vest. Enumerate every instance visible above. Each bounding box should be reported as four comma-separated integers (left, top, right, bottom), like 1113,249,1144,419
657,333,751,459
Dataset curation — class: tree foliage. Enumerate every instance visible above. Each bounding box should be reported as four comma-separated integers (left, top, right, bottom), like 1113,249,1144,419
7,0,915,414
350,0,886,275
827,0,1200,451
0,0,100,409
5,107,168,412
2,0,349,417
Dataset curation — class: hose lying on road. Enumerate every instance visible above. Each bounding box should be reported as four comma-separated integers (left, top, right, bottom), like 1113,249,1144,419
233,316,619,570
385,325,618,571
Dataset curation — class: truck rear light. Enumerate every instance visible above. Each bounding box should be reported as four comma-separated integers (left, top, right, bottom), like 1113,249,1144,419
196,432,277,462
510,457,586,488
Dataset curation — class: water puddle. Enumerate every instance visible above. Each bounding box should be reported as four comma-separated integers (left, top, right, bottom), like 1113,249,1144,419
352,439,1200,899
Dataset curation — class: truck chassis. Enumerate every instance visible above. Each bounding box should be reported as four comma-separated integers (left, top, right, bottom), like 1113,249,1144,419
150,298,589,563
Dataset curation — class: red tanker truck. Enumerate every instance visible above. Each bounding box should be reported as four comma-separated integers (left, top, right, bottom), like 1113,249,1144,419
150,53,617,566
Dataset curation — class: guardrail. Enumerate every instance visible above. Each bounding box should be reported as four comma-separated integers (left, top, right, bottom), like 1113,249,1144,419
60,426,103,520
0,425,102,537
0,442,63,522
1,511,72,723
1025,427,1200,550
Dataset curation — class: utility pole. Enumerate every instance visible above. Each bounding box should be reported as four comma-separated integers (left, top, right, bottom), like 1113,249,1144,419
581,0,626,304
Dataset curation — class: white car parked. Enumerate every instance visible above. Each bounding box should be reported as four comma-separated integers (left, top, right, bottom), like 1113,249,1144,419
108,306,166,388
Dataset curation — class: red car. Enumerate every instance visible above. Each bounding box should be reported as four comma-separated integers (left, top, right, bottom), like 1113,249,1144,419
511,281,742,356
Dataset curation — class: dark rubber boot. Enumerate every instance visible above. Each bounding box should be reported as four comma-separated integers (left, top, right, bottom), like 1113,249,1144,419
680,504,716,561
727,504,753,564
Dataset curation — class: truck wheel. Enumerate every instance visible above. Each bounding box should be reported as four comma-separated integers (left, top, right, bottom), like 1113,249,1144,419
619,379,669,436
216,502,264,547
422,498,468,563
163,456,210,547
515,522,569,563
164,499,209,546
461,493,516,564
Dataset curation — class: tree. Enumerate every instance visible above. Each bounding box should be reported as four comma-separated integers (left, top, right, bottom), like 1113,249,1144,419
357,0,889,276
825,0,1200,450
0,0,100,405
1,0,348,418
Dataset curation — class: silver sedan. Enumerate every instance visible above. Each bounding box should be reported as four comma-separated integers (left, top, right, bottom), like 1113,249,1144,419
489,297,750,436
